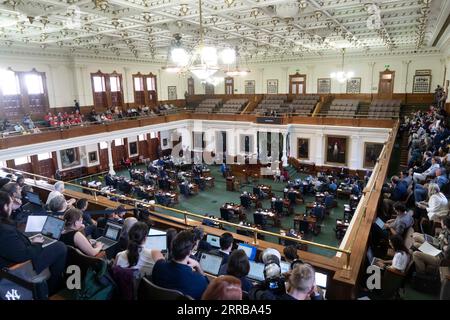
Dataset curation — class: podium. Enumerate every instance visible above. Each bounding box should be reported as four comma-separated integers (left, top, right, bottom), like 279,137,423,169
226,176,235,191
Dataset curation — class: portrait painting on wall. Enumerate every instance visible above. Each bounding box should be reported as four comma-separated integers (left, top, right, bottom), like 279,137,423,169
364,142,383,168
129,141,138,156
325,136,347,165
297,138,309,159
60,147,80,169
88,151,98,163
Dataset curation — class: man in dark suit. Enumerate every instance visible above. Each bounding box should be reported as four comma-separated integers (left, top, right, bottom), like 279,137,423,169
210,232,234,266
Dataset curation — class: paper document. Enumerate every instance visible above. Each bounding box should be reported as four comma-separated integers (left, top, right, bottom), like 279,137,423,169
418,241,442,257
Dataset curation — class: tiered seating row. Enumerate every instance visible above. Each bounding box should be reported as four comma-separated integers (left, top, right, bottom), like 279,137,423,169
194,99,223,113
368,99,401,118
327,99,360,118
217,99,248,114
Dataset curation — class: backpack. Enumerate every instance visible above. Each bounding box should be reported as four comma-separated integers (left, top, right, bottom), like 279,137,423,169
74,261,116,300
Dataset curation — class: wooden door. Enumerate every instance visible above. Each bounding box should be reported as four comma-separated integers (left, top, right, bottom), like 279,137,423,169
289,73,307,95
187,77,195,95
378,69,395,98
225,77,234,95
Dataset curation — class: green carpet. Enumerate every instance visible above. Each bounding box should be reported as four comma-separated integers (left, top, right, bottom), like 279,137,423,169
70,164,351,258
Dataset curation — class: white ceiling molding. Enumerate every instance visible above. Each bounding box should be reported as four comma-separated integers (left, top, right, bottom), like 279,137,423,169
0,0,447,63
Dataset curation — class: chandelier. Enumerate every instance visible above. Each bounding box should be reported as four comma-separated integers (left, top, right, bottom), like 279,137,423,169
330,48,354,83
225,47,250,77
166,0,248,84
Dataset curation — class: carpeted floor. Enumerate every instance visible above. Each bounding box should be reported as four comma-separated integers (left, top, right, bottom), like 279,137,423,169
70,164,351,258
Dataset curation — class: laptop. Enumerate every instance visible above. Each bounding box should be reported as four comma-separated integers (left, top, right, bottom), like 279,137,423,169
95,221,122,250
237,243,257,261
206,234,220,248
247,260,265,282
374,217,385,230
144,228,167,251
28,215,65,248
25,215,48,234
199,253,223,276
280,261,291,274
315,272,328,289
23,192,44,213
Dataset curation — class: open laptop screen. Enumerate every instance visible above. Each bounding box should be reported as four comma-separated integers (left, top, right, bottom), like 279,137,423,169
199,253,223,276
25,215,47,233
26,192,42,206
237,243,257,261
206,234,220,248
374,217,385,230
280,261,291,274
315,272,328,288
145,229,167,251
105,222,122,241
248,261,265,282
42,216,65,239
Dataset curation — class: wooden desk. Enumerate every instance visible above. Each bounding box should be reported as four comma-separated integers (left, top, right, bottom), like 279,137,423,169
222,203,246,221
255,209,281,227
337,188,351,199
293,214,317,233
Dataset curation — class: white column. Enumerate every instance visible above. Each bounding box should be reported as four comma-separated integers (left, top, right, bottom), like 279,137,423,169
46,64,57,108
123,67,131,104
315,133,324,165
306,65,315,93
349,135,360,169
282,132,288,167
107,141,116,175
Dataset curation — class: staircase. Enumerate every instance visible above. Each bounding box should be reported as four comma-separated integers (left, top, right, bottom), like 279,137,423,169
400,104,430,118
399,131,409,169
357,102,370,117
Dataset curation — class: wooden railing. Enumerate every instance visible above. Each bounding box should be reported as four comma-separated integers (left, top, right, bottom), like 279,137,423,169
0,118,398,299
0,113,396,151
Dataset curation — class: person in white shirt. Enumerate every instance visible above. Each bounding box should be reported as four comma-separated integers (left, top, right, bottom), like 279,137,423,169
416,183,448,222
46,181,76,206
114,222,164,277
375,235,410,273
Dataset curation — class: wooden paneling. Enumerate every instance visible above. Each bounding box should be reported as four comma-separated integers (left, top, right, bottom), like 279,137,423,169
0,112,395,150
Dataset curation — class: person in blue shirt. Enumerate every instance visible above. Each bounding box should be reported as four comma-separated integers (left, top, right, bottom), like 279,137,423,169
351,182,361,196
381,176,408,218
220,163,228,178
152,230,209,299
328,180,337,193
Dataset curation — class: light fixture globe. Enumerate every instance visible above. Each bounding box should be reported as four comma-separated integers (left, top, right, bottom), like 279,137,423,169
220,48,236,65
200,46,218,65
170,47,190,67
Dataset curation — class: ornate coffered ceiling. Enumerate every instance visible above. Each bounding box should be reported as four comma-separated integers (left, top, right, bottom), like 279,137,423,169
0,0,448,63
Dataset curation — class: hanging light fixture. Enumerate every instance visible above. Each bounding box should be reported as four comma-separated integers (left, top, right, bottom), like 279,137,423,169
225,47,250,77
330,48,354,83
165,0,240,83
